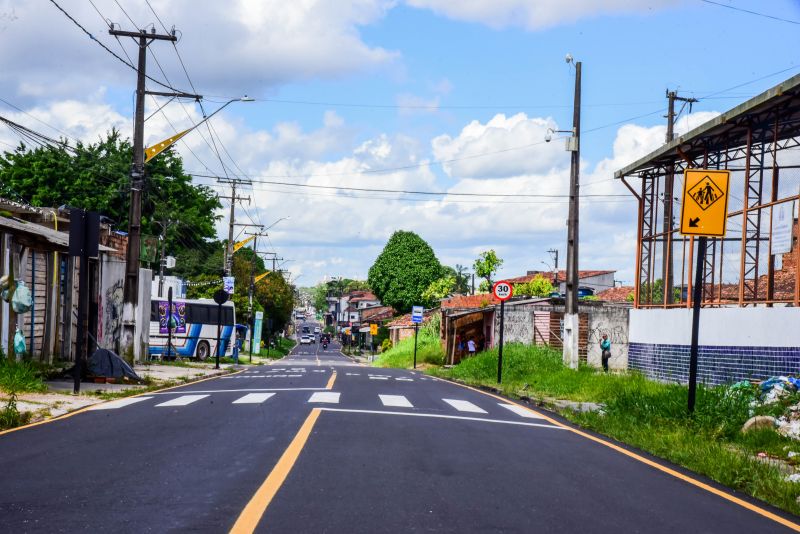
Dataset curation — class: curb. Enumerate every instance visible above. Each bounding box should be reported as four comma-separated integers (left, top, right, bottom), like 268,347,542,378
0,367,242,437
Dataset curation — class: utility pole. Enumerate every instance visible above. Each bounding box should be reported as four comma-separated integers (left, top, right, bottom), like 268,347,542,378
547,248,559,288
217,178,251,275
662,90,698,305
109,26,195,361
563,59,582,369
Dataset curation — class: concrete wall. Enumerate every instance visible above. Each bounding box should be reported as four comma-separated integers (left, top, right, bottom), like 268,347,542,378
629,307,800,384
491,301,630,370
586,305,629,370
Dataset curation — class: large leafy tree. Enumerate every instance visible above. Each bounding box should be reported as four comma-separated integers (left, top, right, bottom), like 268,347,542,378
368,230,443,313
0,131,221,267
474,249,503,292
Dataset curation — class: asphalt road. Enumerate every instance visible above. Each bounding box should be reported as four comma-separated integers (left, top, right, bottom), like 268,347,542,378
0,321,797,533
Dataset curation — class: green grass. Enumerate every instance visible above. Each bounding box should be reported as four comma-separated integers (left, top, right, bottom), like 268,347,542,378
432,343,800,516
373,323,444,368
0,358,47,394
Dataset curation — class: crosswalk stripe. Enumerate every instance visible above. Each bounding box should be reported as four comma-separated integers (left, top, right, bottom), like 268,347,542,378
308,392,340,404
498,403,545,419
232,393,276,404
155,395,209,407
379,394,413,408
395,377,414,382
369,376,389,380
90,397,153,410
442,399,487,414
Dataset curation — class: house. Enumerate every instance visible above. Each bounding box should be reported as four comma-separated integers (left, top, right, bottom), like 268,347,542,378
0,200,152,363
507,270,616,295
440,294,500,365
386,308,435,347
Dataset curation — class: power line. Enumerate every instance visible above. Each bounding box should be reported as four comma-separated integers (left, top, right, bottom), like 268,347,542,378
47,0,189,94
699,0,800,25
194,175,628,199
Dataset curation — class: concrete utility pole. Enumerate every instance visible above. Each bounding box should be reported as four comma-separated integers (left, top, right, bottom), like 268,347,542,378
217,178,251,275
662,90,698,305
109,26,191,360
563,59,582,369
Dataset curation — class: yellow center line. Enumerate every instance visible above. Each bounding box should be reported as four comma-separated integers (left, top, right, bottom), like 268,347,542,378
433,376,800,532
229,408,321,534
326,371,337,390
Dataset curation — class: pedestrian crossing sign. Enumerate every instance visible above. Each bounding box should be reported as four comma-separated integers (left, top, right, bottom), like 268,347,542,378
370,324,378,335
680,169,730,237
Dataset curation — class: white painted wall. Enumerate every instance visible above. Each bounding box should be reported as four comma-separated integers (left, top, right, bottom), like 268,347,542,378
630,307,800,347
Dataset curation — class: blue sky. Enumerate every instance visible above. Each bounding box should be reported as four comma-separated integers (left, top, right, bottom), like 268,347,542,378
1,0,799,288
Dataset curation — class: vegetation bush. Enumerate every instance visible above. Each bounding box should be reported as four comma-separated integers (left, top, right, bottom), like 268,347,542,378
381,339,393,352
373,314,443,368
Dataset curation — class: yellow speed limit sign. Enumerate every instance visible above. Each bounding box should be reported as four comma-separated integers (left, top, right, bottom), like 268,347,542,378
680,169,730,237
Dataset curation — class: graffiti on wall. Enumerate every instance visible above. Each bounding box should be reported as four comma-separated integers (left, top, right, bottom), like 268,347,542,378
587,324,627,346
103,280,124,347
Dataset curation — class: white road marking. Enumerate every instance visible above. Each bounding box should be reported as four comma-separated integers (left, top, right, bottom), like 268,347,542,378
317,408,564,429
155,395,209,407
395,377,414,382
346,373,361,376
312,370,326,373
287,374,302,377
308,391,341,404
369,376,389,380
379,394,413,408
232,393,276,404
150,387,326,395
443,399,487,414
90,396,154,410
498,403,546,419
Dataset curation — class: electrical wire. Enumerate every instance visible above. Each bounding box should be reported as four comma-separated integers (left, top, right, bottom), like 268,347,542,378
699,0,800,25
47,0,189,94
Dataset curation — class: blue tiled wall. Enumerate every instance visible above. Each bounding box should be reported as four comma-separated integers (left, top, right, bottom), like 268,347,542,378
628,343,800,385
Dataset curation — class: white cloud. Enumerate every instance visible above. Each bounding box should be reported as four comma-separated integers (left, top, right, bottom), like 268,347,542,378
0,0,399,101
404,0,682,30
431,113,564,178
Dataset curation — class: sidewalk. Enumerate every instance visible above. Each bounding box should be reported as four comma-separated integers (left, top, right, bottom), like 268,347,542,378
2,363,237,424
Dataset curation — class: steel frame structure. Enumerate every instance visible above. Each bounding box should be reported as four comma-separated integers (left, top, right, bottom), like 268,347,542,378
616,74,800,309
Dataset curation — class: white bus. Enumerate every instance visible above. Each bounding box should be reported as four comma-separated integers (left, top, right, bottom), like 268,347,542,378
148,298,236,360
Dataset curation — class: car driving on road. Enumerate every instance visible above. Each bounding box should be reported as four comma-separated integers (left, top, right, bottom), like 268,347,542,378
300,335,312,344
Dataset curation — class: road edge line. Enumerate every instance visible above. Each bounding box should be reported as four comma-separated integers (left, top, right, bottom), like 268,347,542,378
430,375,800,532
229,408,321,534
0,368,244,438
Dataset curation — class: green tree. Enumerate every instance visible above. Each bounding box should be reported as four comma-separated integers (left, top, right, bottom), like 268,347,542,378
514,275,554,297
639,279,681,305
421,275,456,306
453,264,471,294
0,131,221,270
368,230,443,313
473,250,503,290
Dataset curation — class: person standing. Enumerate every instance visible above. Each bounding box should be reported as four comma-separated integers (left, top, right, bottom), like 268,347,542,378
467,337,477,357
600,334,611,372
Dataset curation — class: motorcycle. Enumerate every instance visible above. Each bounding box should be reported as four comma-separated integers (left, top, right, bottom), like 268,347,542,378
322,342,328,350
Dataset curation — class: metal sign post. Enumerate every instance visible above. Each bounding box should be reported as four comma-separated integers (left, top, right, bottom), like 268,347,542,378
411,306,423,369
213,289,229,370
167,286,174,360
492,281,513,384
680,169,729,413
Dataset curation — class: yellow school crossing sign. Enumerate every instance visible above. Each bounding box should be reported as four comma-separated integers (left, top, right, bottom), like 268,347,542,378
680,169,730,237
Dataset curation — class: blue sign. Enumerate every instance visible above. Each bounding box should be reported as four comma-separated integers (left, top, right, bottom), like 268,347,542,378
411,305,424,324
223,276,235,294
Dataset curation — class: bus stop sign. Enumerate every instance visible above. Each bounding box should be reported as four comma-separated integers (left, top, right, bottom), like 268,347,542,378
680,169,730,237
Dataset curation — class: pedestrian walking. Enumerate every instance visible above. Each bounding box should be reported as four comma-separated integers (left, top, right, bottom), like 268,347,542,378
467,337,477,357
600,334,611,372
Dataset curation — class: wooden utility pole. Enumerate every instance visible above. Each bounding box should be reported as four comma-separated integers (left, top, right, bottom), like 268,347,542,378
663,90,698,305
217,178,251,274
109,26,196,360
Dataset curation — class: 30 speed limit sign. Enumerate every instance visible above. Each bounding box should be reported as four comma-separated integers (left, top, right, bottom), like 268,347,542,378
492,280,513,301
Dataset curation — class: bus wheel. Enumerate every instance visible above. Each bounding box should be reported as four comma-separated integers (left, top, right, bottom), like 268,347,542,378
196,341,211,361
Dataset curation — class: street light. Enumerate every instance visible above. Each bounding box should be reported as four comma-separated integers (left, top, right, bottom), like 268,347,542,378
144,95,254,162
263,216,290,232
